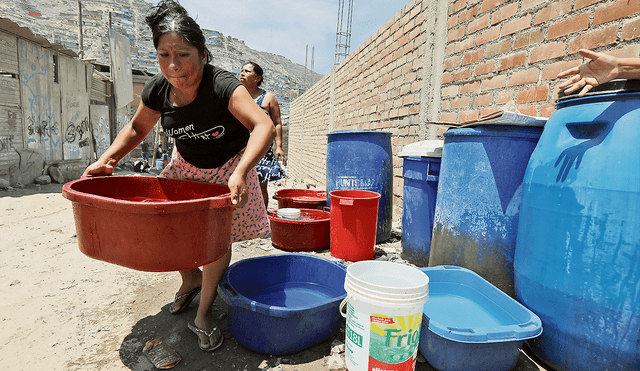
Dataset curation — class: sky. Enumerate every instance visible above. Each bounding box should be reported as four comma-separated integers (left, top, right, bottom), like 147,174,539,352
162,0,410,75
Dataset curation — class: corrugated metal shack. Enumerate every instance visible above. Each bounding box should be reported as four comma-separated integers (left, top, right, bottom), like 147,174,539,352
0,17,152,185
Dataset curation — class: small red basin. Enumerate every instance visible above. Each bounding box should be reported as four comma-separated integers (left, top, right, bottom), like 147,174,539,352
267,208,330,251
272,189,327,209
62,176,232,272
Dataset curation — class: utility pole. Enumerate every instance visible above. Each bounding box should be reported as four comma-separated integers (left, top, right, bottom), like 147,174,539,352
311,46,315,74
77,0,84,58
304,45,308,88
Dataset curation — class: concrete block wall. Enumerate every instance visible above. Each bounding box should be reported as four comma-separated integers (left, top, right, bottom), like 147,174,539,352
440,0,640,122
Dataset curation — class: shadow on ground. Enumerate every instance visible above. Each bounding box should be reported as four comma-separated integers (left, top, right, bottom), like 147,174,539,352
119,295,337,371
118,293,545,371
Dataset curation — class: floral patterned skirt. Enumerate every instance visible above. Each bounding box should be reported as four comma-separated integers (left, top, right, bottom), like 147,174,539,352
160,148,270,243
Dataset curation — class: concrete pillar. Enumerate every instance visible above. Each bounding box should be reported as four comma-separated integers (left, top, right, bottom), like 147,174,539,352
418,0,449,140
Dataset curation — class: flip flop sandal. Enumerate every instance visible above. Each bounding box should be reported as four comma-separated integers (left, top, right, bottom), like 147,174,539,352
188,321,224,352
169,286,201,315
142,340,181,369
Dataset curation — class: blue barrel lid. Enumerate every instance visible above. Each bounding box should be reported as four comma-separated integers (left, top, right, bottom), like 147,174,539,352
443,125,543,140
327,129,391,136
557,79,640,102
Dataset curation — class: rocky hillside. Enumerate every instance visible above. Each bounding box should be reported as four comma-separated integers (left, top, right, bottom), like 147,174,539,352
1,0,324,114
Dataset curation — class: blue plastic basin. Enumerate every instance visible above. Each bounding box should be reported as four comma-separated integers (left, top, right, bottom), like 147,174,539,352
218,254,347,355
418,266,542,371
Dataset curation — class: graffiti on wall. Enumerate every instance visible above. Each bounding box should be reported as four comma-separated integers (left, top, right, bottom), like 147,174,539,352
116,107,133,162
0,135,15,153
19,40,62,161
91,105,110,159
7,149,44,185
27,113,58,139
60,63,91,160
65,117,90,146
63,95,90,159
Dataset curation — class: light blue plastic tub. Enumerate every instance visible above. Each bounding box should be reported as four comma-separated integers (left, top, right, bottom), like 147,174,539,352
418,266,542,371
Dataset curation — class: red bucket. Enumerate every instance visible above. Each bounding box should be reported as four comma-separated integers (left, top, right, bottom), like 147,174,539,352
267,209,330,251
62,176,232,272
328,190,380,261
272,189,327,209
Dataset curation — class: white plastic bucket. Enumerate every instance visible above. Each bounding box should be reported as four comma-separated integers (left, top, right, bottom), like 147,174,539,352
341,261,429,371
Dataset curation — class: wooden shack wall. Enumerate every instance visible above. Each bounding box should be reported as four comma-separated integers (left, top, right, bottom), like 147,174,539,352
0,29,96,184
59,56,92,162
0,29,22,178
19,38,63,162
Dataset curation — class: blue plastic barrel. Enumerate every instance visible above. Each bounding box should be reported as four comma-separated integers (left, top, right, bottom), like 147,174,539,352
326,130,392,242
399,141,443,266
428,124,543,297
514,80,640,371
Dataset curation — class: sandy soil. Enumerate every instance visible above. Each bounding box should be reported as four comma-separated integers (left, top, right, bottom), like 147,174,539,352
0,172,547,371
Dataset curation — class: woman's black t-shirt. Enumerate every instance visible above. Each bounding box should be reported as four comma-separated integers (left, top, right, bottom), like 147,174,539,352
141,64,250,169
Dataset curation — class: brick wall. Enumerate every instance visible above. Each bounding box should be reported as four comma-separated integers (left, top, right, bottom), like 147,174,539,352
289,0,432,222
441,0,640,122
289,0,640,225
288,73,332,186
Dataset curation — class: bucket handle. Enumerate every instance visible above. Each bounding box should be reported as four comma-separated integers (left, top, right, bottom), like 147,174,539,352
323,206,330,213
217,281,239,305
339,295,352,318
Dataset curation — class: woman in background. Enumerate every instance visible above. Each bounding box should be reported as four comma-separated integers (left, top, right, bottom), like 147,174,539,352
239,62,286,209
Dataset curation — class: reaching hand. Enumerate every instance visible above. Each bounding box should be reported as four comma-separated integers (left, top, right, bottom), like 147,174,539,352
557,49,619,97
275,147,287,167
83,159,116,177
227,171,248,208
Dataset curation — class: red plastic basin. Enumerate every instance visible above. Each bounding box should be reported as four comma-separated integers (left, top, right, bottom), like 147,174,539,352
267,209,330,251
62,176,232,272
272,189,327,209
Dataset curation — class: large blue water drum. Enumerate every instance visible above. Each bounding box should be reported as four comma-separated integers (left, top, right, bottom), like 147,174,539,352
514,80,640,371
428,125,543,297
326,130,392,242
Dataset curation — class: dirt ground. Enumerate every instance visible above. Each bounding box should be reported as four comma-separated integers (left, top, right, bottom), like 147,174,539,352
0,169,548,371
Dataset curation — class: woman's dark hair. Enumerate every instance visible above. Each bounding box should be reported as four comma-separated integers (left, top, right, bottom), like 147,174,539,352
245,62,264,86
145,0,212,63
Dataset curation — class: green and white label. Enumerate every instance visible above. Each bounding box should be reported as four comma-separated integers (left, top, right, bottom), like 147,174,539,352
346,325,363,348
